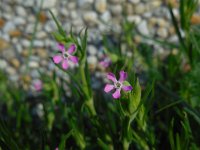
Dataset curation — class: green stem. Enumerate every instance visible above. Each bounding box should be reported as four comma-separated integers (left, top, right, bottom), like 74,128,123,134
80,63,96,116
123,138,130,150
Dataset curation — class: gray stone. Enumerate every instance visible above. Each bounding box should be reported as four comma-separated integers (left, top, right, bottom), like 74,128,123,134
110,5,122,16
134,3,146,14
100,11,111,22
22,39,30,47
33,40,44,47
157,27,168,38
88,45,97,55
13,17,26,25
39,0,57,9
137,20,149,36
29,61,39,68
83,12,98,26
129,0,140,4
0,59,8,70
127,15,141,24
87,56,97,65
3,21,15,33
16,6,26,17
95,0,107,14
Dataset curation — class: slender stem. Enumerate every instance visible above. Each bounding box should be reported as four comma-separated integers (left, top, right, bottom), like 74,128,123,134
80,62,96,116
123,138,130,150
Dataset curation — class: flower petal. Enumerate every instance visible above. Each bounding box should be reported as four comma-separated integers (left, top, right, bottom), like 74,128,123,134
107,72,117,82
53,55,63,64
67,44,76,54
119,70,127,82
112,89,121,99
57,43,65,53
69,56,78,64
122,85,133,91
100,61,109,68
104,84,115,93
62,59,69,70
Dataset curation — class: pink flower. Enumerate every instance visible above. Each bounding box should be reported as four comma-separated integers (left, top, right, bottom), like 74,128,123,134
33,80,43,92
55,148,58,150
53,43,78,70
99,55,111,68
104,71,133,99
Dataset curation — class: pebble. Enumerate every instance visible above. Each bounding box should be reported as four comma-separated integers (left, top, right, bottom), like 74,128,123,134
83,12,98,26
0,18,5,28
110,5,122,16
9,30,22,37
29,61,39,68
87,56,97,65
10,58,20,68
100,11,111,22
16,6,27,17
127,15,141,24
40,0,57,9
3,21,16,32
0,59,8,70
88,45,97,55
129,0,140,4
157,27,168,38
95,0,107,14
137,20,149,36
13,17,26,25
0,38,10,51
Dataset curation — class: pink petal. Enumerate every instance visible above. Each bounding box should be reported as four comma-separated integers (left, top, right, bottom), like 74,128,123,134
57,43,65,53
62,59,69,70
107,72,117,82
53,55,63,64
112,89,121,99
100,61,109,68
119,70,127,82
104,84,115,93
67,44,76,54
122,85,133,91
69,56,78,64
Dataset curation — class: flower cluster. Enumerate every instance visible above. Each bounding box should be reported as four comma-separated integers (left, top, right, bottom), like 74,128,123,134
52,43,133,99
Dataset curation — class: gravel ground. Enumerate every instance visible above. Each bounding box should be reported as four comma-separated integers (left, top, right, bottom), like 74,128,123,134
0,0,200,90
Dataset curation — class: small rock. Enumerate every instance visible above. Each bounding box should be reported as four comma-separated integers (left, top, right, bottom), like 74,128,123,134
9,30,22,37
0,59,8,70
100,11,111,22
87,56,97,64
21,39,30,47
36,48,48,58
191,14,200,25
29,61,39,68
13,17,26,25
134,3,146,14
33,40,44,47
127,15,141,24
23,0,35,7
39,12,48,23
36,31,47,39
3,21,15,32
6,67,16,75
0,38,10,51
0,18,5,28
39,0,57,9
110,5,122,16
95,0,107,14
88,45,97,55
129,0,140,4
10,58,20,68
137,21,149,36
157,27,168,38
16,6,26,17
83,12,98,26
